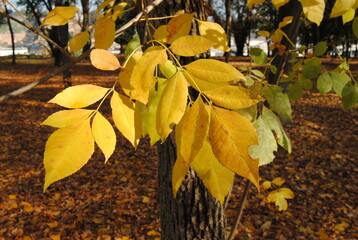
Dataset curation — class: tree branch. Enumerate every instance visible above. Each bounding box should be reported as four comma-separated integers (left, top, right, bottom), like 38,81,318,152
227,179,251,240
0,0,165,103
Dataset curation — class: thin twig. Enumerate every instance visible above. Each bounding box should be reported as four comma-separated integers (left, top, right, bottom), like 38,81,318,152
224,176,235,210
227,179,251,240
0,0,165,103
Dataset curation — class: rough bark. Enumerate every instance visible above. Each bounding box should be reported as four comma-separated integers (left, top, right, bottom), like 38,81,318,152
136,0,226,239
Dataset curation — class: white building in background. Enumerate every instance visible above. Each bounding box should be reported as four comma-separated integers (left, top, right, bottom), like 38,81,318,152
210,36,268,57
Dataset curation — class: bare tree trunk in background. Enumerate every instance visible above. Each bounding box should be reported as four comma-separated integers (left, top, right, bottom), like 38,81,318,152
52,0,71,87
136,1,226,239
224,0,233,62
4,4,16,65
80,0,91,52
269,0,302,85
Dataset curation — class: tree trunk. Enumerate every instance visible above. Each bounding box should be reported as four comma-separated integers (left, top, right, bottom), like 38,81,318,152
4,4,16,65
80,0,91,52
268,0,303,84
52,0,71,87
224,0,233,62
136,1,226,239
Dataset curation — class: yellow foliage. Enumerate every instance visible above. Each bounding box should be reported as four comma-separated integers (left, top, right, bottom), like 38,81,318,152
203,85,263,110
300,0,325,25
173,98,209,196
330,0,356,18
69,31,90,52
267,188,294,211
156,71,188,141
44,119,94,191
129,48,167,104
111,91,137,148
90,49,121,71
169,35,215,56
43,6,78,26
49,84,109,109
197,19,230,52
42,109,94,128
118,53,143,96
192,140,234,204
92,112,116,162
209,106,260,189
94,17,115,50
166,13,194,44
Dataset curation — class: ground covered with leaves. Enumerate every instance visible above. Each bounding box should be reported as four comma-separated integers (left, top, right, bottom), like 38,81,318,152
0,57,357,240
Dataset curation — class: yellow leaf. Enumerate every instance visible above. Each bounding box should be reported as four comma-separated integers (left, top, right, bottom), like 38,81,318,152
44,119,94,191
43,6,78,26
94,17,115,50
209,106,259,189
183,71,230,92
50,234,61,240
184,59,245,84
278,16,293,28
271,177,286,186
197,19,230,52
247,0,265,9
330,0,355,18
118,52,143,96
257,30,270,38
47,221,58,228
49,84,109,108
261,180,272,190
95,0,114,16
153,25,168,42
129,48,167,104
159,60,177,79
90,49,121,71
134,101,144,143
110,91,137,148
173,97,210,196
192,140,234,204
8,194,17,199
92,112,116,162
271,0,290,9
146,78,168,145
167,13,194,44
42,109,94,128
157,71,188,141
169,35,215,56
267,188,294,211
301,0,325,26
342,8,355,24
271,29,283,43
112,2,128,20
69,31,89,52
203,85,263,109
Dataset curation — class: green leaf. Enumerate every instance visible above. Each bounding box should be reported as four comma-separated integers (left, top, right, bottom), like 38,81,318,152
250,47,267,65
341,82,358,109
287,82,303,100
313,41,327,56
330,72,351,96
353,17,358,38
337,58,350,71
262,84,292,121
249,117,278,166
125,34,141,59
317,71,333,93
298,76,312,90
270,65,277,74
261,106,292,153
302,57,321,79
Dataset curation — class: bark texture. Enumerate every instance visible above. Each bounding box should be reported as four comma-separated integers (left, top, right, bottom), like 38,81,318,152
136,0,226,239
